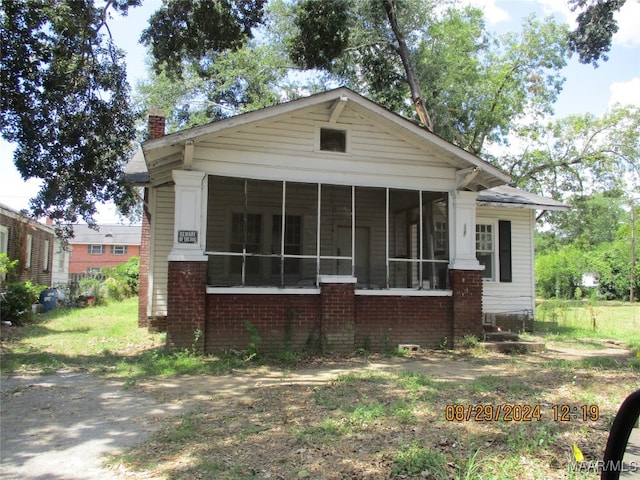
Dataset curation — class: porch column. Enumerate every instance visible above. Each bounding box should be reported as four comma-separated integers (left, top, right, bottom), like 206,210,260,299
167,170,208,352
448,190,484,346
448,190,482,271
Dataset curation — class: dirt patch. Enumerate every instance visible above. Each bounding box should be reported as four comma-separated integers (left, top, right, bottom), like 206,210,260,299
0,344,637,479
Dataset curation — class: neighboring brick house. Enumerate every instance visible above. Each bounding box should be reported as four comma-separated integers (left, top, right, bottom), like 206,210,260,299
125,88,567,353
68,224,141,276
0,204,68,287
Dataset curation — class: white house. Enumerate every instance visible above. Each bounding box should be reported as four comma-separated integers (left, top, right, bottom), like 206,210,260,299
125,88,567,352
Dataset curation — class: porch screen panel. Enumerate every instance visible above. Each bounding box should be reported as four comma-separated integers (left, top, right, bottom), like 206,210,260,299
207,176,245,286
245,179,282,287
388,189,420,288
422,192,449,290
319,185,352,276
282,182,317,287
355,187,386,288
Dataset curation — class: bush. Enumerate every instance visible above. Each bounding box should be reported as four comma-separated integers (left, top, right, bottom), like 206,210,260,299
101,257,139,299
0,281,44,324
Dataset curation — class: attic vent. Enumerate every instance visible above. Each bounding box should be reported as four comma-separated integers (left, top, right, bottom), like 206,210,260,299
320,128,347,152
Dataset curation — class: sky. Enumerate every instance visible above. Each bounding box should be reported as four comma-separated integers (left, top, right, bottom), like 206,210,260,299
1,0,639,223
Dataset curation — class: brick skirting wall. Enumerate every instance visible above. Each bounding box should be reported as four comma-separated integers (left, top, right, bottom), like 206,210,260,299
355,295,453,350
450,269,483,346
164,266,483,354
166,261,207,351
205,294,321,352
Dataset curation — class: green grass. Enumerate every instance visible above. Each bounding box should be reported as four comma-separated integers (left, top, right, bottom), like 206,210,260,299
535,299,640,353
0,298,246,378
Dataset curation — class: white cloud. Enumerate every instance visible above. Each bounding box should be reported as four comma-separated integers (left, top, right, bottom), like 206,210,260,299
614,1,640,47
609,77,640,108
521,0,573,24
460,0,510,25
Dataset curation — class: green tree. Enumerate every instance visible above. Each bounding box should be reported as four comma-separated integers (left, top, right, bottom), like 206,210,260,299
1,0,141,237
503,105,640,199
280,1,569,154
568,0,627,66
140,0,267,79
545,192,626,247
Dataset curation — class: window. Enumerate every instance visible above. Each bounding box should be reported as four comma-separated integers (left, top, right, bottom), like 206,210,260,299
476,220,512,282
272,215,302,275
43,239,50,272
0,226,8,281
476,223,494,280
88,245,105,255
231,213,262,275
320,128,347,152
110,245,128,255
25,234,33,269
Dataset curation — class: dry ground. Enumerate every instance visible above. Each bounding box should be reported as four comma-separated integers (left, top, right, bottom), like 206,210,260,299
1,343,638,479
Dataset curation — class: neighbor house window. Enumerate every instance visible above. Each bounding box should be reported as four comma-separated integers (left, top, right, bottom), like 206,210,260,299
0,225,8,281
320,128,347,152
110,245,128,255
88,245,105,255
25,234,33,269
43,239,50,272
476,223,494,280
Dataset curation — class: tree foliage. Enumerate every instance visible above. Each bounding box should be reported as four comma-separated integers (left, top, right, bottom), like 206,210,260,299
141,0,267,79
568,0,627,66
1,0,141,237
280,0,569,154
502,105,640,198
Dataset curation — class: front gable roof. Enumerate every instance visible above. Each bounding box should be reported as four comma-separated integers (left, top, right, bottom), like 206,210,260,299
126,87,510,190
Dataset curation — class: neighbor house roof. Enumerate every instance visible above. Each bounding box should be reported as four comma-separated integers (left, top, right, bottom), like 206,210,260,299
125,87,511,190
477,185,569,211
69,224,141,245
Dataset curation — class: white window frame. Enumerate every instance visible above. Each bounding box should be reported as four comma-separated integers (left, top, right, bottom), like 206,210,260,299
89,245,105,255
25,234,33,269
110,245,128,255
43,239,50,272
476,220,497,281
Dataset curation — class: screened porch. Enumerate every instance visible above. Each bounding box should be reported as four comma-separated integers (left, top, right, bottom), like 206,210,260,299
205,175,449,290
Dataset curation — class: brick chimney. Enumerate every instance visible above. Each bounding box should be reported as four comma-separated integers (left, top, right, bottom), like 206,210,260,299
148,109,166,139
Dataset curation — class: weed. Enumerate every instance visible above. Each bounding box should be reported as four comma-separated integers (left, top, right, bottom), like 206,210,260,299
392,442,448,477
439,336,449,350
461,334,479,349
243,319,262,359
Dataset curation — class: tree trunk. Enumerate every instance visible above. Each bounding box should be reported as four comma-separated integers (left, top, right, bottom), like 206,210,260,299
382,0,433,132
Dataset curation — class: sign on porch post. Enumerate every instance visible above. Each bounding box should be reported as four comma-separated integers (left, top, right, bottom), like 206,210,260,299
169,170,208,261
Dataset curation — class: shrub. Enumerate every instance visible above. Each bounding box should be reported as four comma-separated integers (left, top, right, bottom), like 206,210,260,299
0,282,40,324
101,256,139,298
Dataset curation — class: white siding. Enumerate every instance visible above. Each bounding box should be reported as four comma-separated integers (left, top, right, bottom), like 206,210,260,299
477,206,535,314
193,103,457,191
150,185,174,316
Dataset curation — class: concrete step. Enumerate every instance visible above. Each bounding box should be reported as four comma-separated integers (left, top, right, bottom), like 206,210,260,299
480,341,545,354
483,331,521,342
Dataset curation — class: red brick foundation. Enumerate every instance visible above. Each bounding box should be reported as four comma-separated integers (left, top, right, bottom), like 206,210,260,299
450,269,483,347
205,294,320,352
164,269,483,354
320,282,356,353
166,261,207,351
355,295,453,350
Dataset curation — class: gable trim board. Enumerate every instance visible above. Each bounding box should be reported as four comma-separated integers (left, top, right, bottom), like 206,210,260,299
128,88,567,352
